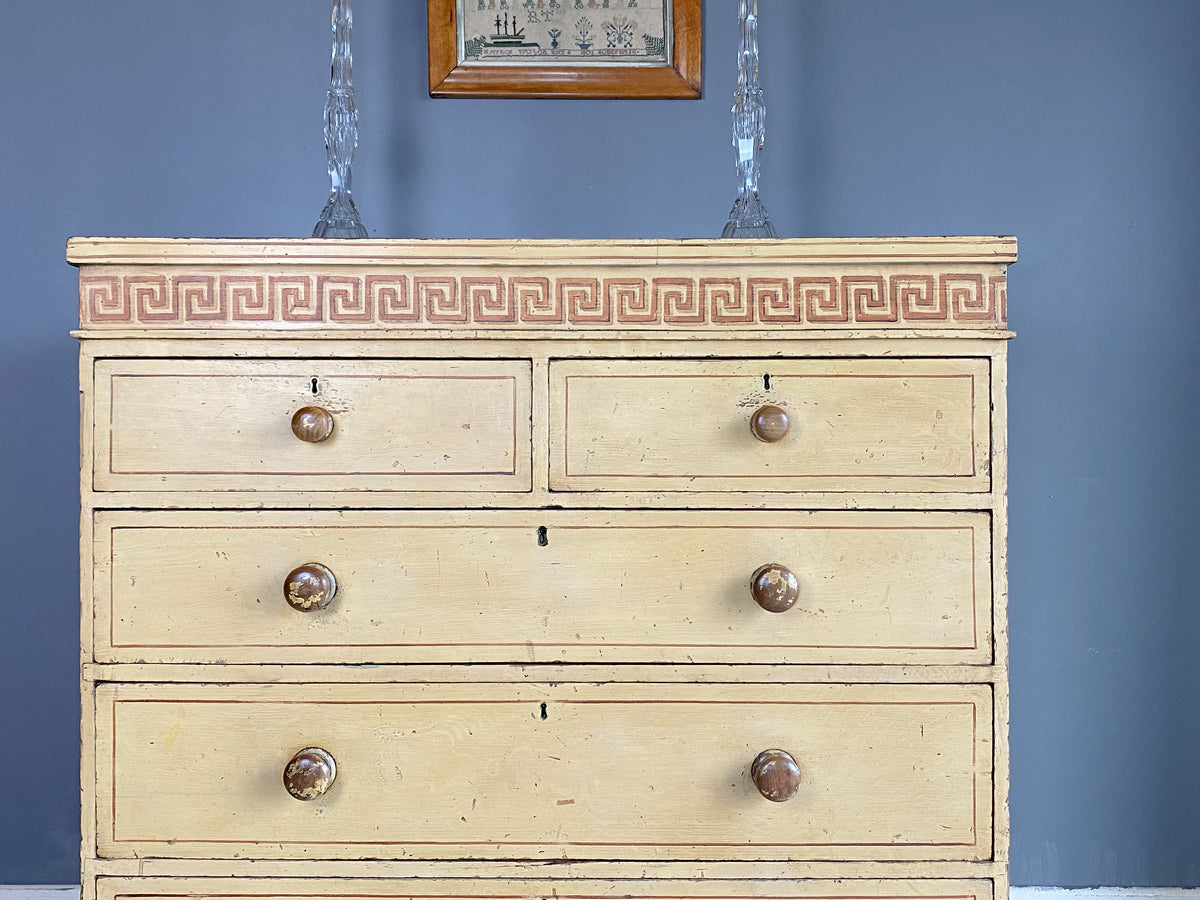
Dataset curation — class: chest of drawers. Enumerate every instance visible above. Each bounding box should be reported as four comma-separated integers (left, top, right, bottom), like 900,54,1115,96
73,237,1013,900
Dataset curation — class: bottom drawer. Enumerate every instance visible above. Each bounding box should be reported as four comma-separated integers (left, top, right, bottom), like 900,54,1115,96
96,878,995,900
96,682,992,862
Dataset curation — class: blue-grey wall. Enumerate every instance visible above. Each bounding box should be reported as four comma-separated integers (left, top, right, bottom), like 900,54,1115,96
2,0,1197,888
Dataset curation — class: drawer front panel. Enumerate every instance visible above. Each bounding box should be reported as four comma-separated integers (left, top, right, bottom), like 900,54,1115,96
93,359,532,492
96,682,992,861
550,359,990,492
96,877,995,900
95,509,992,666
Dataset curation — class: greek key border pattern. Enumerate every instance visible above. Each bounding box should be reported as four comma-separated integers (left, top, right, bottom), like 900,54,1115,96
80,272,1007,328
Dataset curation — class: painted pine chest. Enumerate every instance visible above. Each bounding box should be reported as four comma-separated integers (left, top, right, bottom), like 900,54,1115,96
73,237,1013,900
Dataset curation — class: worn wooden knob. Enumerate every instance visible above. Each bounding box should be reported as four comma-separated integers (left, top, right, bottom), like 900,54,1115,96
751,749,800,802
750,404,790,443
284,563,337,612
284,747,337,801
291,406,334,443
751,563,799,613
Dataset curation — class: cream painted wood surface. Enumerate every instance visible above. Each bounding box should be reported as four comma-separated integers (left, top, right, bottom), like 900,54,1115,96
75,238,1011,900
94,877,995,900
989,350,1012,872
95,682,992,862
67,235,1018,265
94,509,991,666
81,487,1006,512
83,662,1002,685
84,864,1008,883
92,359,532,493
550,359,990,493
84,858,1010,880
77,335,1012,359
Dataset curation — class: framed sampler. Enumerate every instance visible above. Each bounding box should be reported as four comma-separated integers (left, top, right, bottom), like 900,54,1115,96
427,0,701,98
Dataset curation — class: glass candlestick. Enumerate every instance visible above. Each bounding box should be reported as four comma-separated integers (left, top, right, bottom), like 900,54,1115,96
721,0,776,239
313,0,367,238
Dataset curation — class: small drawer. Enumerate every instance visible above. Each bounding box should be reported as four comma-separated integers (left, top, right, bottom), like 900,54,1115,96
550,358,990,493
96,682,993,861
96,877,996,900
94,509,992,666
92,358,532,492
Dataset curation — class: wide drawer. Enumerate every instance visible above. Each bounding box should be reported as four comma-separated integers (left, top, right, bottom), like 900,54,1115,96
96,682,993,861
96,877,995,900
550,358,990,492
92,358,532,492
94,509,992,666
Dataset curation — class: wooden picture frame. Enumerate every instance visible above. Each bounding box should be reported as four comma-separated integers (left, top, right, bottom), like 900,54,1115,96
427,0,701,99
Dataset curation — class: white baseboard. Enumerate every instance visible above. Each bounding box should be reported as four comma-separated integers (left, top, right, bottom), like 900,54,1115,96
0,890,80,900
1013,892,1199,900
2,889,1197,900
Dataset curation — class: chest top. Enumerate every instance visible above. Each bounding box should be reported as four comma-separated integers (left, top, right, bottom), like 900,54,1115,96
70,236,1013,335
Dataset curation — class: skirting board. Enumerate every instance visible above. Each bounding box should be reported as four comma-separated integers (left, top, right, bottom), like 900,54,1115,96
3,891,1200,899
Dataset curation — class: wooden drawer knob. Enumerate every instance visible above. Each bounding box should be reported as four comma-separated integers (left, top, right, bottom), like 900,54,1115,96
284,747,337,800
751,748,800,802
291,406,334,443
285,563,337,612
751,563,799,613
750,404,790,443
